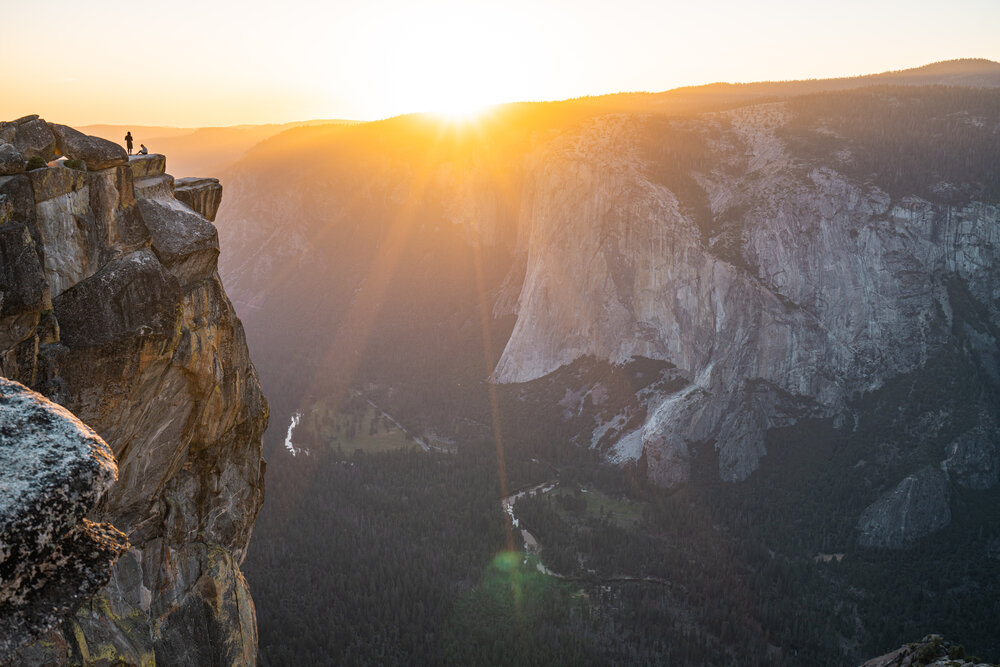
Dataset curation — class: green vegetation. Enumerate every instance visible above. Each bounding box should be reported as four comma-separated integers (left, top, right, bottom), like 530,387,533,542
245,445,513,665
249,334,1000,665
544,485,644,529
781,86,1000,205
296,393,413,455
248,356,1000,665
25,155,46,170
444,553,596,666
63,158,84,171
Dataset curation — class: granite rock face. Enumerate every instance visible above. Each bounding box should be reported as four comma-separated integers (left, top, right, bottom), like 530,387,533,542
137,197,220,285
0,143,25,176
127,153,166,179
220,104,999,495
856,467,952,549
128,154,175,201
174,176,223,221
861,634,998,667
0,377,128,662
0,117,266,666
489,107,1000,489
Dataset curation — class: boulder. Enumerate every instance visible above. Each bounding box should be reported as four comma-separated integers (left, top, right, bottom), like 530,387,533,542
134,173,175,201
0,223,47,318
48,123,127,170
27,165,86,203
174,176,223,221
0,174,36,227
0,377,128,661
128,153,166,179
857,466,952,549
10,118,57,162
0,143,25,176
52,249,182,348
137,197,220,286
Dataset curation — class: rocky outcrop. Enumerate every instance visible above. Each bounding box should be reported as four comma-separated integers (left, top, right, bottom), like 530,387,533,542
0,378,128,662
488,105,1000,489
0,116,57,163
856,467,952,549
48,124,127,171
861,634,997,667
0,144,25,176
130,154,175,201
137,198,220,285
175,177,223,221
0,117,267,665
127,153,166,179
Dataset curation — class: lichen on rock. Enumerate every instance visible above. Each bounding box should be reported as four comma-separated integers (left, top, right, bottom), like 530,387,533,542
0,377,128,662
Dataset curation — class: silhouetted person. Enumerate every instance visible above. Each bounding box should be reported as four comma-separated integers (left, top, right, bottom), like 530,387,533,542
125,131,133,155
137,144,148,155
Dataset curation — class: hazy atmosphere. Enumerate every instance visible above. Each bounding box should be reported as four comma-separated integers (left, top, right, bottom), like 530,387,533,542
3,1,1000,666
2,0,999,124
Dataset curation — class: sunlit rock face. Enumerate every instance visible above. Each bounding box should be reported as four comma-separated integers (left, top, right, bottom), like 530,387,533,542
0,378,128,661
0,117,267,666
494,104,1000,489
174,177,223,221
212,87,998,554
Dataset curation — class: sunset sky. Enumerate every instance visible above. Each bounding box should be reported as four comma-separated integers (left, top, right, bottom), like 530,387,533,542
2,0,998,127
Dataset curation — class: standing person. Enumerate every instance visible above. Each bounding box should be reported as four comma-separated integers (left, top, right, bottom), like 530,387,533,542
125,131,133,155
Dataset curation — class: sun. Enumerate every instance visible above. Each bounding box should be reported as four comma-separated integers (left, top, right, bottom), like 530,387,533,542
340,1,555,119
433,100,494,124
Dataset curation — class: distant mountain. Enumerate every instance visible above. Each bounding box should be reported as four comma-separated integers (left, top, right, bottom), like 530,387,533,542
216,61,1000,487
571,57,1000,115
216,63,1000,664
81,118,358,178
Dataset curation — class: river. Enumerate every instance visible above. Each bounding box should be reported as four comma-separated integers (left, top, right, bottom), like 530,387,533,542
501,480,559,575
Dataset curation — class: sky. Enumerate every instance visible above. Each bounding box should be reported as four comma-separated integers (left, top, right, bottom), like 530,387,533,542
2,0,998,127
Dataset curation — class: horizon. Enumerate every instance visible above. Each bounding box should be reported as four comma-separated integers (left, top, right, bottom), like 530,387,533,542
2,0,999,127
20,57,1000,133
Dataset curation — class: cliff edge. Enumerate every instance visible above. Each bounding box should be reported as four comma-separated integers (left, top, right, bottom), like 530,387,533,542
0,115,268,665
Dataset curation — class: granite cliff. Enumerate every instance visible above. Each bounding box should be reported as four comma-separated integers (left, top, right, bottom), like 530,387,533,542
487,92,1000,552
494,102,1000,493
215,79,999,555
0,115,267,665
